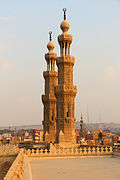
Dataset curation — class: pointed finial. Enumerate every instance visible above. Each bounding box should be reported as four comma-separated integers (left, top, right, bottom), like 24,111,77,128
63,8,67,20
49,31,52,41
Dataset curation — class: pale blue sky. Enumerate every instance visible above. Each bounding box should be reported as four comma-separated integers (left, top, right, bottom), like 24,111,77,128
0,0,120,126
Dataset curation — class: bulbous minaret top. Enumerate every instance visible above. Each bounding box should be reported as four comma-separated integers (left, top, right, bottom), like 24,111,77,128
58,8,73,57
47,31,55,52
45,31,57,71
60,8,70,33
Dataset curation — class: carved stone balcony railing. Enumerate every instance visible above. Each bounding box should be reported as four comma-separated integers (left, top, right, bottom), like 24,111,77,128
58,34,73,44
0,145,19,156
43,71,58,78
2,145,115,180
26,146,113,158
45,52,57,60
57,56,75,65
54,84,77,96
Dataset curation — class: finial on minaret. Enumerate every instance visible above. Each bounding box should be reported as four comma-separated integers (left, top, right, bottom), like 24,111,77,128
47,31,55,52
63,8,67,20
49,31,52,41
60,8,70,32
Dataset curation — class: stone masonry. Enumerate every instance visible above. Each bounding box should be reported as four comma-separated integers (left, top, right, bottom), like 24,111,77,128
42,32,58,143
42,9,77,145
55,9,77,144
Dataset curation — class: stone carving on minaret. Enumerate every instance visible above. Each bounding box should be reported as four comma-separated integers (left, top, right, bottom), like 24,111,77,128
42,32,58,143
54,9,77,145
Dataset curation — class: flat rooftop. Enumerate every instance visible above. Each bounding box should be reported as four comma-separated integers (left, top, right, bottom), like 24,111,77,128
30,156,120,180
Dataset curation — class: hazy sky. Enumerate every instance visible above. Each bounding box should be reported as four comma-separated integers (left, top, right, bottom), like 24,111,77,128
0,0,120,126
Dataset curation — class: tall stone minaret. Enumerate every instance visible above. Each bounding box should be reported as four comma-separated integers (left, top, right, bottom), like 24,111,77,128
42,32,58,143
55,9,77,145
79,114,87,138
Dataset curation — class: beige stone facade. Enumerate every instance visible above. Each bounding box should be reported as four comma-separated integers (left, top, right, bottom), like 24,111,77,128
42,32,58,143
55,9,77,144
42,10,77,145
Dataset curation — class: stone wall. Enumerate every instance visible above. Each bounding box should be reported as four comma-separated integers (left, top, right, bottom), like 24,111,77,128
4,150,24,180
0,144,19,180
0,156,16,180
3,149,32,180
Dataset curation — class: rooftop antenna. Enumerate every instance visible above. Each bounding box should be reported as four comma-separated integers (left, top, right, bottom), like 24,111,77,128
63,8,67,20
49,31,52,41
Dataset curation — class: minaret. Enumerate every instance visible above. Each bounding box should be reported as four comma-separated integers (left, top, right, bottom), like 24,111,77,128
55,9,77,145
42,32,58,143
79,114,87,138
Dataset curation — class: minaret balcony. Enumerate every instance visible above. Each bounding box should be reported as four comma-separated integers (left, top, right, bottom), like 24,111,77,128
58,33,72,44
54,85,77,96
43,71,58,78
45,52,57,60
56,56,75,65
42,94,56,104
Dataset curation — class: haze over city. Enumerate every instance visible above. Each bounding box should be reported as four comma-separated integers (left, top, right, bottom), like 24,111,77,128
0,0,120,126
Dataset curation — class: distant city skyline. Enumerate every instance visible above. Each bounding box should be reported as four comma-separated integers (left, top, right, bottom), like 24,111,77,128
0,0,120,126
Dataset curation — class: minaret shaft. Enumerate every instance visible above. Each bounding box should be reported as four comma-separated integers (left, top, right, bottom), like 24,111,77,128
42,32,58,143
55,9,77,144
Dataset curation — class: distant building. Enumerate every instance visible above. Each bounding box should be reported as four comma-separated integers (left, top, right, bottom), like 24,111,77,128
0,135,2,140
12,137,21,144
24,136,33,142
24,131,29,137
33,130,43,143
79,115,87,138
18,131,24,137
2,133,11,138
75,128,80,143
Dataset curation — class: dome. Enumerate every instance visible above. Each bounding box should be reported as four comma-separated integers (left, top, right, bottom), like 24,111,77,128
60,20,70,33
47,41,55,51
